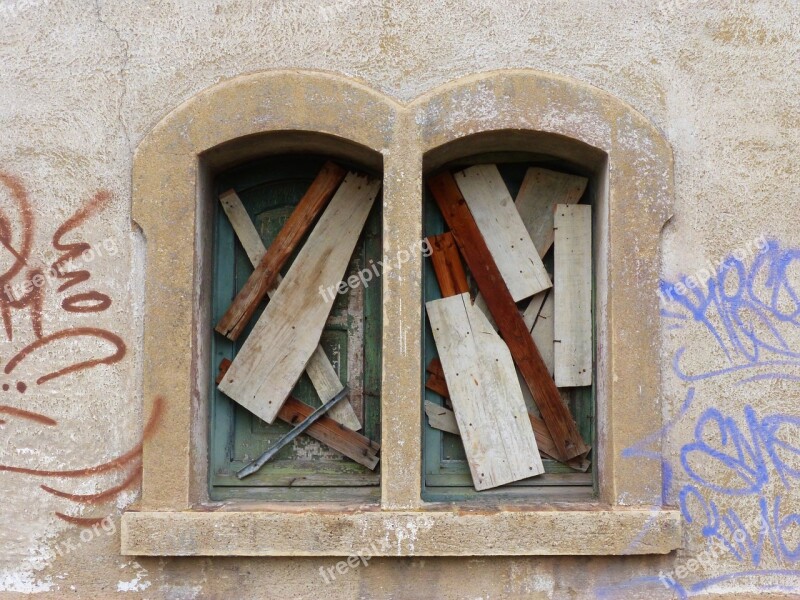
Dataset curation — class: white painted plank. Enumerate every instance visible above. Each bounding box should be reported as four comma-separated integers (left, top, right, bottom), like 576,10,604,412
424,400,460,436
554,204,592,387
515,368,537,416
521,290,547,332
515,168,588,258
219,190,268,267
304,346,360,429
219,190,361,430
218,174,380,424
426,292,544,490
455,165,551,301
531,291,555,377
471,292,497,331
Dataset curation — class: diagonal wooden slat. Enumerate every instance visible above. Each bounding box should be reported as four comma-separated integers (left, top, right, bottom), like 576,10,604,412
218,189,361,430
219,172,380,424
426,231,469,298
215,161,347,341
216,359,379,469
454,164,551,302
427,293,544,490
515,167,588,259
427,170,589,461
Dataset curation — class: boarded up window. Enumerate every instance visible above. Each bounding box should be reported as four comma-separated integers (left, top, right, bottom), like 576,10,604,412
210,157,382,502
422,160,595,501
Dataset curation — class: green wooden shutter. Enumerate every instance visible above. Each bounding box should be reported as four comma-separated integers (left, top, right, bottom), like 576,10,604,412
421,162,595,501
210,157,381,502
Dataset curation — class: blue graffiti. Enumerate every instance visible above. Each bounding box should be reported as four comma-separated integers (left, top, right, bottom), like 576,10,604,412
600,239,800,599
662,239,800,382
594,575,689,600
690,570,800,594
678,406,800,566
681,405,800,496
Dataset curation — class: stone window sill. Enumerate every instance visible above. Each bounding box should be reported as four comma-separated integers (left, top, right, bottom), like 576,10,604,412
121,505,681,556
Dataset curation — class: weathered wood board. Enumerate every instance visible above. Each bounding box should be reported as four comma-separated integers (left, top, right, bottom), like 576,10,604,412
216,359,379,469
218,173,381,424
218,189,361,430
471,293,498,331
425,360,450,402
554,204,593,387
422,358,590,472
515,167,588,258
524,290,554,377
424,400,460,436
277,396,380,470
427,171,589,461
454,165,551,301
426,292,544,490
219,189,269,268
521,290,547,332
427,231,469,297
216,161,346,340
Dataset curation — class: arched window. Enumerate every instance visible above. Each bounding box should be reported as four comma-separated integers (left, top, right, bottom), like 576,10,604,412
125,70,680,557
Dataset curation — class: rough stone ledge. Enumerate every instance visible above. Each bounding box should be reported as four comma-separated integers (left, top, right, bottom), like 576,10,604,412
121,507,681,556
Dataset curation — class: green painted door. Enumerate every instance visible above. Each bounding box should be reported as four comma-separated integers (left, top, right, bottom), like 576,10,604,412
421,162,595,501
210,156,381,502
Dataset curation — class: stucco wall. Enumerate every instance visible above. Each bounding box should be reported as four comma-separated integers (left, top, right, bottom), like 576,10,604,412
1,0,799,597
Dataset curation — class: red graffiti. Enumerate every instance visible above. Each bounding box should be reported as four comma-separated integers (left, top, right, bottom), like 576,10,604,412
61,291,112,313
0,396,163,478
0,173,35,340
50,190,110,286
4,327,126,385
1,396,164,524
0,173,141,526
42,465,142,504
0,405,57,426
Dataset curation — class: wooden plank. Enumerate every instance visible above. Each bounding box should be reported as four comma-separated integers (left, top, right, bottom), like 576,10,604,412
433,409,589,473
218,189,361,430
454,165,551,301
425,357,443,377
425,370,450,400
425,359,451,407
218,173,380,424
219,189,269,268
515,167,588,258
519,292,550,408
521,290,547,332
422,358,589,471
216,161,347,340
427,171,589,461
277,397,380,471
426,232,469,297
528,414,591,472
554,204,593,387
525,290,554,377
216,359,379,469
304,346,361,430
471,293,497,331
426,293,544,490
424,400,460,435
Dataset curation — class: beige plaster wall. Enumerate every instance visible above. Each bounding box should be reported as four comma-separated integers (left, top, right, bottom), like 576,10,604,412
0,0,798,597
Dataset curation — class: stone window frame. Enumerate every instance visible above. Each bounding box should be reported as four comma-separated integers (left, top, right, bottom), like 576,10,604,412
121,69,681,556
